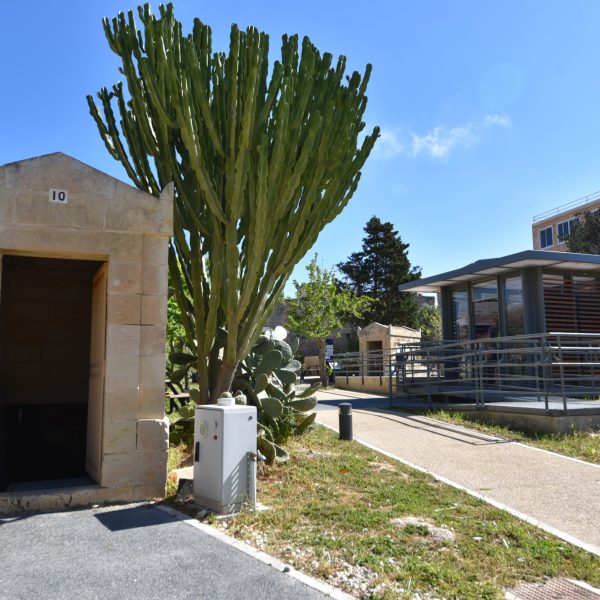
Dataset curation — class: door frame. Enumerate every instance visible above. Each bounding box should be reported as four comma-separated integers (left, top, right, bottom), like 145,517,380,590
86,262,108,483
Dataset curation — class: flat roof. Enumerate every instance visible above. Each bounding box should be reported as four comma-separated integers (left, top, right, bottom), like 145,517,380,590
399,250,600,293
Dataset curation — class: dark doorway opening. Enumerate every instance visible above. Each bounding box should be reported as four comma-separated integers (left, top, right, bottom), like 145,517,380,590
0,256,103,492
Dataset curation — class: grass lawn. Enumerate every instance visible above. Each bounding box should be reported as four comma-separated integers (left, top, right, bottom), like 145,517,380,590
188,426,600,600
406,410,600,465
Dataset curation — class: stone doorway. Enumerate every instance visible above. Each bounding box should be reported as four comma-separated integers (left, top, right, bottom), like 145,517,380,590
0,153,172,511
0,255,104,491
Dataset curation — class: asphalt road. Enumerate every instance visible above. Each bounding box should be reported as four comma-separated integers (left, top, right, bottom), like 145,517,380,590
0,503,330,600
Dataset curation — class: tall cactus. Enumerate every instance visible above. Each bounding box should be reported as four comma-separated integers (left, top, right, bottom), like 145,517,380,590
87,3,379,403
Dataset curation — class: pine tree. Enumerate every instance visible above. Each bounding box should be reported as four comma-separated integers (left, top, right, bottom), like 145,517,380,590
337,217,421,327
567,212,600,254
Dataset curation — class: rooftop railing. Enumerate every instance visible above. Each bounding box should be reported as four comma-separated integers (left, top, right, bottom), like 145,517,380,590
533,190,600,223
333,333,600,414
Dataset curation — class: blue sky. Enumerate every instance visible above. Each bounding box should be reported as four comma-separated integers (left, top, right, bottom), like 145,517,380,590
2,1,600,289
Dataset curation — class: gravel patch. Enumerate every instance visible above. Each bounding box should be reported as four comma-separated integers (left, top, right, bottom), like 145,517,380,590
391,516,456,542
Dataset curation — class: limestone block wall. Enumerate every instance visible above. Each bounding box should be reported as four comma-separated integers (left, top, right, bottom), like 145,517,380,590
0,153,173,507
336,376,391,395
358,323,421,354
357,323,421,375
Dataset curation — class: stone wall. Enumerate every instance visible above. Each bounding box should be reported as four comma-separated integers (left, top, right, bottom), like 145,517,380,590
335,375,391,395
265,300,357,356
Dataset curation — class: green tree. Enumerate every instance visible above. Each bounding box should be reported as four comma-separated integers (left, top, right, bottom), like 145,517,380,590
286,255,371,386
88,4,379,403
567,212,600,254
418,303,442,341
337,216,421,328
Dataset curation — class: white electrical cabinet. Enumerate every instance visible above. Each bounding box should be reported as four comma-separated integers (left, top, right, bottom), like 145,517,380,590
193,404,257,514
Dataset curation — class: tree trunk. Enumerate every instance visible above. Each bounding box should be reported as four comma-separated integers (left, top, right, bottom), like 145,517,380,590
318,338,328,387
196,355,211,405
211,360,238,402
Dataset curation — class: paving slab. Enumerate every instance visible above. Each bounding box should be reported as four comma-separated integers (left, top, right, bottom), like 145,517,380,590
316,389,600,555
0,503,335,600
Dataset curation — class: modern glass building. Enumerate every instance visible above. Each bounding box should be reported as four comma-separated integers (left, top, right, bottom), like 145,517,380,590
399,250,600,341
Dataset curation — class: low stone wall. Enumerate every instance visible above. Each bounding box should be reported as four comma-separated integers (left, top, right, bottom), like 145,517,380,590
335,375,391,395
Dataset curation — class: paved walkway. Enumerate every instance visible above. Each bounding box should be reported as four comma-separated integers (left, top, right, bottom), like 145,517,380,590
316,389,600,555
0,503,340,600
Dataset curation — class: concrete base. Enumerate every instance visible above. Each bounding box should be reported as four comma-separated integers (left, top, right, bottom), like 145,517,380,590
0,483,165,514
193,493,246,515
456,406,600,435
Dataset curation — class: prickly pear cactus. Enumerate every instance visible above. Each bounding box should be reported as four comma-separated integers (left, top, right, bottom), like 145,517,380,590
233,335,319,464
167,333,319,464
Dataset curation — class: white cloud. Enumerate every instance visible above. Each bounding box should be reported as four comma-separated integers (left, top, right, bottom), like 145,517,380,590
375,113,511,160
411,124,475,158
483,113,512,128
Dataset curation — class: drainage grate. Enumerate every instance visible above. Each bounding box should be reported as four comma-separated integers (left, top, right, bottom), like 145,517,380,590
506,578,600,600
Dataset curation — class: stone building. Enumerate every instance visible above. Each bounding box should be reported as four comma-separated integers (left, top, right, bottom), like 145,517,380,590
334,323,421,394
357,322,421,356
0,153,172,512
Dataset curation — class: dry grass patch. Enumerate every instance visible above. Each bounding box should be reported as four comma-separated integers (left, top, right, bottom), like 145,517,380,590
368,461,398,473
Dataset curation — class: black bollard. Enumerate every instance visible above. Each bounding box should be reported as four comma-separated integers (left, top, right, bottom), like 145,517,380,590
338,403,353,441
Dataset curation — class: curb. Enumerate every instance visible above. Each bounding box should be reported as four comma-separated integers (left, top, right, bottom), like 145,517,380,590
155,504,354,600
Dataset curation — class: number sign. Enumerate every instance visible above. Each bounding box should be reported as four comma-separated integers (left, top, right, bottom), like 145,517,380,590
49,189,68,204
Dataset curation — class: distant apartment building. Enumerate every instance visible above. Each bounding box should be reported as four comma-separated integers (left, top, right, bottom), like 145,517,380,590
532,190,600,250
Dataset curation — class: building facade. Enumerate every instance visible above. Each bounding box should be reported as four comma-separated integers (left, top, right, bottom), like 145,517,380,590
399,250,600,340
532,190,600,251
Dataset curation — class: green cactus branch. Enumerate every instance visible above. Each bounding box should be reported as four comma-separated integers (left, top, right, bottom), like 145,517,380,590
88,3,379,402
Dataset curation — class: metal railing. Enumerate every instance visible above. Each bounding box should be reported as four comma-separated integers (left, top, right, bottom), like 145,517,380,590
333,333,600,413
532,190,600,222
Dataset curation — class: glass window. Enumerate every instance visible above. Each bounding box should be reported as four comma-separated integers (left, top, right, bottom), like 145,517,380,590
557,221,569,241
557,218,579,242
540,226,553,248
503,276,524,336
472,279,499,338
452,290,469,340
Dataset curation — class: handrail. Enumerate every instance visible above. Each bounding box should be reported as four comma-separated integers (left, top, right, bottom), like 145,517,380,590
333,332,600,414
532,190,600,222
